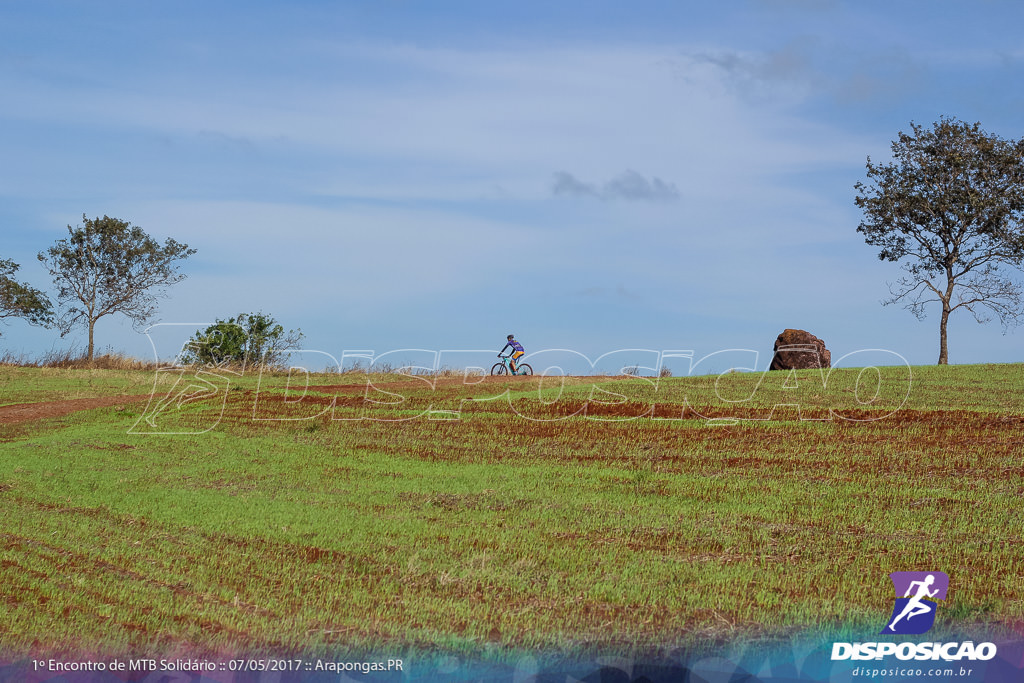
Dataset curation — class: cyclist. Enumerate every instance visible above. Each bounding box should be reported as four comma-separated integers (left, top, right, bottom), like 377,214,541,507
499,334,525,374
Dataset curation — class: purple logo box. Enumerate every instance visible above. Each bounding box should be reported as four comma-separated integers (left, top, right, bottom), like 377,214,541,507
890,571,949,600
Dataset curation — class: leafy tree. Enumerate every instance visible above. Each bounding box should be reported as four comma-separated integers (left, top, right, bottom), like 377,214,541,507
0,258,53,333
38,215,196,361
855,118,1024,364
182,312,304,369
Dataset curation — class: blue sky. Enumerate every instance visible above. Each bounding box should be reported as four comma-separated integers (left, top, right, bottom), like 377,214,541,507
2,0,1023,371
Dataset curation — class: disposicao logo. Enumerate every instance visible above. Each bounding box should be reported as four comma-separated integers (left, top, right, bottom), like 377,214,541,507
883,571,949,635
831,570,998,663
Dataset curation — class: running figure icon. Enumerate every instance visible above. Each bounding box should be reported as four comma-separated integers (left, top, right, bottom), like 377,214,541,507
882,571,949,635
887,574,939,632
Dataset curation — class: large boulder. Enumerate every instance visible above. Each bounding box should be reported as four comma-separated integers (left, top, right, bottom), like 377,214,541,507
769,329,831,370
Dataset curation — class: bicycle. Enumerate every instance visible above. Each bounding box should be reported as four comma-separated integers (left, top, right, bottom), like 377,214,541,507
491,354,533,376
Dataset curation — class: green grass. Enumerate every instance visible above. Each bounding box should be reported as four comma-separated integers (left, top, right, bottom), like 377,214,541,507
0,366,155,407
1,363,1022,659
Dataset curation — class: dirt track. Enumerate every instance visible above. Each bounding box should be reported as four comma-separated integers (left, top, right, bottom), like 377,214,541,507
303,374,552,394
0,395,152,426
0,379,500,426
0,375,609,426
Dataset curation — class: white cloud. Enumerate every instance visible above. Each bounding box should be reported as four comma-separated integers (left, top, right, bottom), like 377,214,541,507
123,198,561,311
1,42,865,199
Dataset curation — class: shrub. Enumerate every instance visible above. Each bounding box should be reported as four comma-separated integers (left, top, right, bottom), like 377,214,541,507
181,312,303,370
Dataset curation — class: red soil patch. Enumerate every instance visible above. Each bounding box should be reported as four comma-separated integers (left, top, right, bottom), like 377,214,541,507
0,375,550,426
0,395,151,425
303,374,596,394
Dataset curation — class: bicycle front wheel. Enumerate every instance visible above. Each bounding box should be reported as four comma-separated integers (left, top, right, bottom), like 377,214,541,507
516,363,533,376
491,362,507,376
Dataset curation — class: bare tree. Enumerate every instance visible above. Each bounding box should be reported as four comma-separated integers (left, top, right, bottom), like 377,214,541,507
38,215,196,361
855,118,1024,364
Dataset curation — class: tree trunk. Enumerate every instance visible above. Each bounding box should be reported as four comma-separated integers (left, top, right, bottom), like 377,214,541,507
938,271,956,366
87,319,95,362
938,305,950,365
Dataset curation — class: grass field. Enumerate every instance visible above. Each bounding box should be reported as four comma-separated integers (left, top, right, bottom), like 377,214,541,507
1,362,1022,663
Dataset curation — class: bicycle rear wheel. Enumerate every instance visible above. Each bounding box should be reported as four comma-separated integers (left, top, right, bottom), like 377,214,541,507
516,363,533,376
491,362,507,376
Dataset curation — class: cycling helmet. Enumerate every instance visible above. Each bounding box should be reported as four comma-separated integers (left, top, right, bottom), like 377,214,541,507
507,334,514,340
